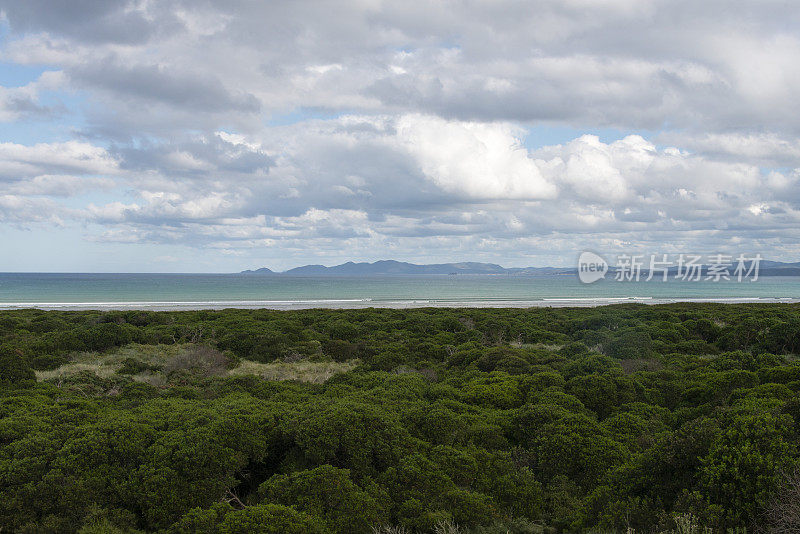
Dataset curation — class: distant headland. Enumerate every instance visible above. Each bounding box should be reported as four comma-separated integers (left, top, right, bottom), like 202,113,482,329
241,259,800,276
240,260,573,276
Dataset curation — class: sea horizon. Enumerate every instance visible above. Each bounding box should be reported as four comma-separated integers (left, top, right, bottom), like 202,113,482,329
2,272,800,310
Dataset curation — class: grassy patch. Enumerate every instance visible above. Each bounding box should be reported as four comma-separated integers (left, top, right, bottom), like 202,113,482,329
35,343,358,384
35,362,120,381
518,342,564,351
229,359,360,383
34,343,182,381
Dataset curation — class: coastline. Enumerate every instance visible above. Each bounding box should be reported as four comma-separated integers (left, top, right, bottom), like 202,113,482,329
2,296,800,311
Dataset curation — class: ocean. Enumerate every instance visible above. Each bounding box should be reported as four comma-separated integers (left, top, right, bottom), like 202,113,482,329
1,272,799,310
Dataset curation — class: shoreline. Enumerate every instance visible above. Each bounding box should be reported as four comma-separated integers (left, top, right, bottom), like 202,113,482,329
2,296,799,311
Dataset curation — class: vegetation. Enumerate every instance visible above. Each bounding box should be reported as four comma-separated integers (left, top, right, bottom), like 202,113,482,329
1,304,800,532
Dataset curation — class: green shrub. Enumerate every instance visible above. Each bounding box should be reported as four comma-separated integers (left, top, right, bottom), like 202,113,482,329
0,346,35,387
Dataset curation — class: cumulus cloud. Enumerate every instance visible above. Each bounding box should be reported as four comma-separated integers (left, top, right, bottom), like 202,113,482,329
0,70,64,122
397,114,557,199
57,115,797,261
0,141,119,201
0,141,118,178
0,85,48,122
0,194,67,224
657,132,800,168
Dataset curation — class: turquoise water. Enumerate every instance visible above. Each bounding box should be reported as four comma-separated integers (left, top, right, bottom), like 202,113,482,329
1,273,799,309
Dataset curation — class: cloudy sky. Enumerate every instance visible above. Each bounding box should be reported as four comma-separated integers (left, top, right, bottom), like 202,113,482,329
1,0,799,272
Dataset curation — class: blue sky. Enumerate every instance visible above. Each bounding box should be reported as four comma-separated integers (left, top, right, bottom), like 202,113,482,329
0,1,799,272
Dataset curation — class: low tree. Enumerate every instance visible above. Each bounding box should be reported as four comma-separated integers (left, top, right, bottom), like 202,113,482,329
700,412,797,527
0,346,35,387
258,465,385,534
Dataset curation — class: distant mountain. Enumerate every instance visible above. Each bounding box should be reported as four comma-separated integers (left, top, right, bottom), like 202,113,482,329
758,260,800,276
241,260,574,276
286,260,510,275
240,258,800,277
608,259,800,277
240,267,274,274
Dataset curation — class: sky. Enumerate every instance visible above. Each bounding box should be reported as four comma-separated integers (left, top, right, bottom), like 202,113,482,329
0,0,799,272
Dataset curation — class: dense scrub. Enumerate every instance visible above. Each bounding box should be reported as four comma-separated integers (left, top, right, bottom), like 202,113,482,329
1,304,800,532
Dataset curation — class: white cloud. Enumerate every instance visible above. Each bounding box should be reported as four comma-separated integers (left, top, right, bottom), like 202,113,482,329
0,194,67,223
0,141,119,178
0,140,120,203
657,132,800,167
55,115,796,259
4,1,799,136
3,1,800,266
0,70,64,122
397,114,557,200
6,174,114,196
